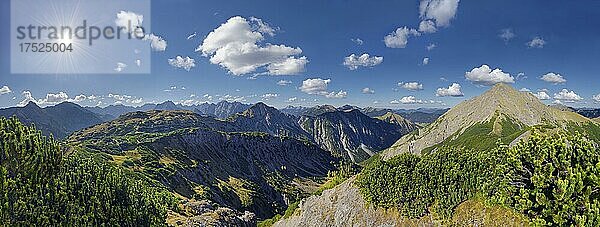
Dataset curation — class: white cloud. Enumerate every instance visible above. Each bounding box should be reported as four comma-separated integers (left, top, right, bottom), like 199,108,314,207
499,28,515,42
400,96,421,104
351,38,364,45
418,20,437,33
197,16,307,76
249,17,278,36
286,97,298,103
18,91,35,106
552,100,562,105
300,78,331,95
265,56,308,75
187,32,197,40
436,83,464,97
343,53,383,70
465,64,514,86
144,34,167,51
422,57,429,65
519,88,531,92
325,91,348,99
114,62,127,72
362,87,375,94
593,94,600,102
427,43,437,51
384,27,420,48
168,56,196,71
261,93,279,100
399,82,424,91
73,94,87,102
0,86,12,95
527,37,546,48
540,72,566,84
533,91,550,100
554,89,583,102
299,78,347,99
391,96,440,105
115,11,144,35
277,80,292,86
419,0,460,27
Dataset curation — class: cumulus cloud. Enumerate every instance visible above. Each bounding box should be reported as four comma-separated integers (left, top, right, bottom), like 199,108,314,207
422,57,429,65
351,38,364,45
384,27,420,48
343,53,383,70
419,0,460,27
553,89,583,102
436,83,464,97
362,87,375,94
115,11,144,35
144,34,167,51
196,16,307,76
277,80,292,86
533,91,550,100
299,78,347,99
499,28,515,42
73,94,87,102
527,37,546,48
519,88,531,92
0,86,12,95
18,91,36,106
168,56,196,71
418,20,437,33
265,56,308,75
540,72,566,84
465,64,514,86
399,82,424,91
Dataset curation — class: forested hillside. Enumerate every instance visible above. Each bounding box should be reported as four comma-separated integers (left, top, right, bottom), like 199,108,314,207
356,131,600,225
0,117,176,225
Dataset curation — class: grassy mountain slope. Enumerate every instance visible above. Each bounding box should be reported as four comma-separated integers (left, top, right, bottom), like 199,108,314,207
382,83,594,159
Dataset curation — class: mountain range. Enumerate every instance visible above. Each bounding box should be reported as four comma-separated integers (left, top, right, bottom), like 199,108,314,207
0,102,104,138
272,83,600,226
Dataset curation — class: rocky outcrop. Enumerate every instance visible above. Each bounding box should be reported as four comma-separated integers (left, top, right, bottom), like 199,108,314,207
299,109,413,162
274,177,423,227
274,177,527,227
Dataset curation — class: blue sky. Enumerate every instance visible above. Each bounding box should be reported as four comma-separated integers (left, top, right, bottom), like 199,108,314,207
1,0,600,109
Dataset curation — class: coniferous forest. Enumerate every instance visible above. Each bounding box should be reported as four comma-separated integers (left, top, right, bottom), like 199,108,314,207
356,130,600,226
0,117,177,226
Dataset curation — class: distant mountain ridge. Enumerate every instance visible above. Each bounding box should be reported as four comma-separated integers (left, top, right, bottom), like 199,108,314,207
85,100,251,120
382,83,599,159
229,103,417,162
281,105,447,124
0,102,104,138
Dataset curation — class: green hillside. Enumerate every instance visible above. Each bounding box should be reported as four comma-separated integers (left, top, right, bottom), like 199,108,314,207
356,130,600,225
0,117,176,226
